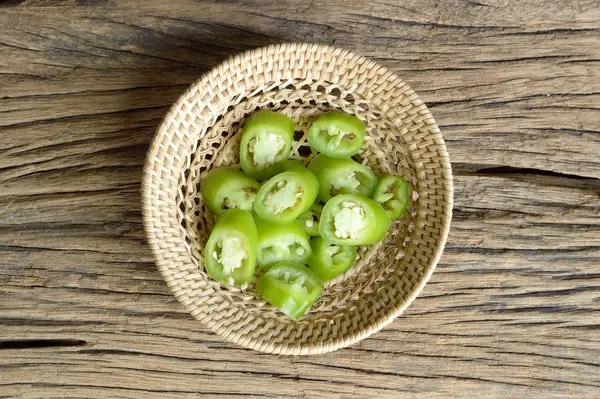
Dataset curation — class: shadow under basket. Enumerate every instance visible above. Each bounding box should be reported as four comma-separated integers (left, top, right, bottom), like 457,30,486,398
141,43,453,355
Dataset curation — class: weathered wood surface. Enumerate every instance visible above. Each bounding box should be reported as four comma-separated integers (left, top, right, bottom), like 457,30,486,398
1,0,600,397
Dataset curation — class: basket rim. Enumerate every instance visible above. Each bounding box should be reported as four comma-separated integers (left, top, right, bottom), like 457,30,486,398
141,42,454,355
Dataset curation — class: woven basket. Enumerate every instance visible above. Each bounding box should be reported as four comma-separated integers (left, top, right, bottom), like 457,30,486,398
141,43,453,355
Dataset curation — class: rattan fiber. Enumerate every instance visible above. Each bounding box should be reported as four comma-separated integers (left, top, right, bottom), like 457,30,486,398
141,43,453,355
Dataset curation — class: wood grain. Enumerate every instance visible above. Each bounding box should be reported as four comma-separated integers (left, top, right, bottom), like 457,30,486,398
1,0,599,398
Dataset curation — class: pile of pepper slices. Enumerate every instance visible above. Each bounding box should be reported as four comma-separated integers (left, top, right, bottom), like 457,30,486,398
201,110,411,320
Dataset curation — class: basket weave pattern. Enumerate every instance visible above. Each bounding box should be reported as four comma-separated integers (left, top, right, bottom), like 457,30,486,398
142,43,453,355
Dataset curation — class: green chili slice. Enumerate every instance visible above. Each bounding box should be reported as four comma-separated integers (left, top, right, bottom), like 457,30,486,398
296,203,323,236
372,175,412,219
255,217,312,269
320,194,390,245
204,209,257,286
308,111,365,158
201,167,261,215
308,237,356,281
256,262,324,320
240,111,294,180
307,154,377,202
253,165,319,224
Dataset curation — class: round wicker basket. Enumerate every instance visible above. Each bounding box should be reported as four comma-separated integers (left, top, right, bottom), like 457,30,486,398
141,43,453,355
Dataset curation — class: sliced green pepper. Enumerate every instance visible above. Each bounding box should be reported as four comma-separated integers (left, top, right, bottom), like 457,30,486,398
308,111,365,158
201,167,261,216
296,203,323,236
240,111,294,180
372,175,412,219
277,159,307,173
320,194,390,245
308,237,356,281
253,165,319,224
255,217,312,269
204,209,257,286
307,154,378,202
256,262,324,320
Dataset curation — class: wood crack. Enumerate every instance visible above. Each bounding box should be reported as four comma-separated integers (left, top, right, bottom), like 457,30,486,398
0,339,87,350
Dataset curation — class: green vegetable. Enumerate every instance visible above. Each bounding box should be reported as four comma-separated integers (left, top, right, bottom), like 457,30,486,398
255,217,312,269
296,203,323,236
308,154,378,202
201,167,261,216
320,194,390,245
277,159,307,173
240,111,294,180
308,111,365,158
372,175,412,219
253,165,319,224
308,237,356,281
204,209,257,286
256,262,324,320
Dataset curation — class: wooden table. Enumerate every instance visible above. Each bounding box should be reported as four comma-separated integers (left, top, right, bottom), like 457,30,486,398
2,1,599,398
